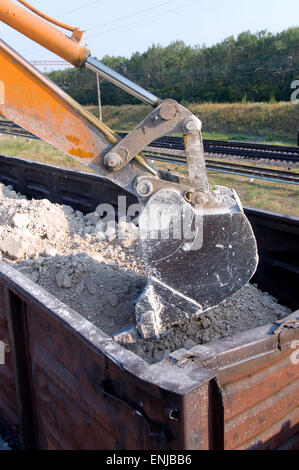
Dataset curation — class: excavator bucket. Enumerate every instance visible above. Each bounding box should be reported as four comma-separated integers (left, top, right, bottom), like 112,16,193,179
134,184,258,339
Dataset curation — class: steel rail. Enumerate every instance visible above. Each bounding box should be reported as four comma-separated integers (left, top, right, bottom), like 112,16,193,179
1,120,298,162
145,153,299,185
1,120,299,184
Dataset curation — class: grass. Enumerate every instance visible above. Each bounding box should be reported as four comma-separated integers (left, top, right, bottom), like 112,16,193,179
87,101,299,145
188,101,299,145
0,134,298,217
155,161,299,217
210,173,299,216
0,136,88,172
1,99,298,217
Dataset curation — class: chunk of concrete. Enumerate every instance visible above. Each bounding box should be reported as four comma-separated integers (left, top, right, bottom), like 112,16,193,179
0,235,28,260
12,213,30,229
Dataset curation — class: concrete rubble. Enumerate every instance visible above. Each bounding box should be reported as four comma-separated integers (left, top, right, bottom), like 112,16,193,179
0,183,292,364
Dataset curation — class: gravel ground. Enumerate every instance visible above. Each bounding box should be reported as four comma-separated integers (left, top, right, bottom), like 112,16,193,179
0,183,291,364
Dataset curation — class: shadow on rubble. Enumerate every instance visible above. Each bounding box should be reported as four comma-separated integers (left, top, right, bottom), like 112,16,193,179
15,250,146,337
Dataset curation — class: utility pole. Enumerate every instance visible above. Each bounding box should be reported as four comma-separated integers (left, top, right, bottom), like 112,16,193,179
96,73,102,121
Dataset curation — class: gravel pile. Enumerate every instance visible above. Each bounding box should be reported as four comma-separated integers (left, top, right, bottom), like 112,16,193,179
16,253,146,335
0,183,291,363
125,282,290,362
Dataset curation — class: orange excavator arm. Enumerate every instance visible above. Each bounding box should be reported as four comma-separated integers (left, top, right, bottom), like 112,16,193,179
0,0,90,66
0,38,116,160
0,1,258,339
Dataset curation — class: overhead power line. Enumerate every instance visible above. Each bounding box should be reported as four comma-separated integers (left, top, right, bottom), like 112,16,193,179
87,0,177,32
87,0,202,39
16,0,178,54
58,0,103,17
19,0,202,56
30,60,69,65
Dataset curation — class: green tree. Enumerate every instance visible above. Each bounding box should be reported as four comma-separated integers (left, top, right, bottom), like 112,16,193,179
46,27,299,105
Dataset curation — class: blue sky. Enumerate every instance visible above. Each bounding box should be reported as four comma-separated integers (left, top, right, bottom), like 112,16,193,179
0,0,298,69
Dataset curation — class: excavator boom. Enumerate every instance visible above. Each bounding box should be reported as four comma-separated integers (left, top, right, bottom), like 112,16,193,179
0,38,155,194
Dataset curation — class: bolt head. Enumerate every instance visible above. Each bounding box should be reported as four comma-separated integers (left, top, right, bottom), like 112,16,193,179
159,102,177,121
182,117,202,134
136,180,154,197
104,152,123,169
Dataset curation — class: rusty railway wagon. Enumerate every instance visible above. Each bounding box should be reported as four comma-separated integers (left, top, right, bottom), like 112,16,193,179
0,154,298,450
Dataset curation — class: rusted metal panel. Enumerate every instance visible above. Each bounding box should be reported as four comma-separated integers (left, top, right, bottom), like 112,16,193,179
0,280,20,441
4,289,38,449
221,352,298,421
182,378,224,449
25,307,170,450
235,409,299,450
212,313,299,450
246,208,299,311
224,378,298,449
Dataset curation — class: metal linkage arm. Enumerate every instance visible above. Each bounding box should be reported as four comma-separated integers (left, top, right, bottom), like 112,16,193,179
100,98,209,198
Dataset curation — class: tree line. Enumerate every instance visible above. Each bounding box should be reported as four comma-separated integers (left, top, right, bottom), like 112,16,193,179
46,28,299,105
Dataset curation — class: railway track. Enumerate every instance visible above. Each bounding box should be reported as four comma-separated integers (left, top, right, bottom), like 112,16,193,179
0,120,40,140
1,120,299,163
146,135,299,158
0,120,299,162
146,151,299,185
1,119,299,185
118,132,299,165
